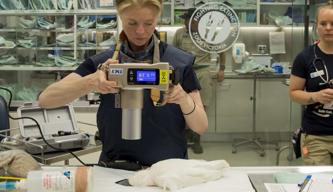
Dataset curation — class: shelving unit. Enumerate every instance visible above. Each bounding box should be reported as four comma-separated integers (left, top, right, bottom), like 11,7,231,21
0,9,118,67
260,2,303,6
0,0,309,106
0,4,119,105
163,0,306,26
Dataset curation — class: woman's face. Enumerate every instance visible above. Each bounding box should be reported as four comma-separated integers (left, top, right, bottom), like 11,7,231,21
120,5,159,51
317,8,333,43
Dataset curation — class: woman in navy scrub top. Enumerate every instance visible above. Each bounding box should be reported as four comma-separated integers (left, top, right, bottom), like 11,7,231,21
38,0,208,166
289,2,333,165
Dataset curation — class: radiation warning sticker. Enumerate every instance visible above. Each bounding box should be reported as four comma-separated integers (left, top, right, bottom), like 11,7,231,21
159,70,169,84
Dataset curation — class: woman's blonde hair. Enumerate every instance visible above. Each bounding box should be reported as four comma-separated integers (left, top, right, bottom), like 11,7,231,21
116,0,162,14
316,0,333,22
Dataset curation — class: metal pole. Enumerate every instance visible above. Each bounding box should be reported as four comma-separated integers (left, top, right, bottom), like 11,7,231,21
304,0,311,48
252,74,257,138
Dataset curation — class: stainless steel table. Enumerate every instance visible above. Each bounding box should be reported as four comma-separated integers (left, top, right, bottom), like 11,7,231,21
32,141,102,165
0,141,101,165
234,166,333,192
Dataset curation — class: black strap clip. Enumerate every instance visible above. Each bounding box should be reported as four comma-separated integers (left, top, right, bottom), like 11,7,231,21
98,160,144,171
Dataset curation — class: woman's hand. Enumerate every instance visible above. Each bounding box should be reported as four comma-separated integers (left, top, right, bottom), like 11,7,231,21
165,84,208,134
313,88,333,104
94,59,120,94
165,84,188,105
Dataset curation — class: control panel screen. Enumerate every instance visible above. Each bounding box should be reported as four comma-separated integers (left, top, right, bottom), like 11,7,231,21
128,68,159,85
136,70,156,82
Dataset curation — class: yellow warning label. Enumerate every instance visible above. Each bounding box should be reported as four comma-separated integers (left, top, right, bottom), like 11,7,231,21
159,70,168,84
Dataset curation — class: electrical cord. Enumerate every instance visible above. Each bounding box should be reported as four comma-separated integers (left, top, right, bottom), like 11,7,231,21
0,87,89,166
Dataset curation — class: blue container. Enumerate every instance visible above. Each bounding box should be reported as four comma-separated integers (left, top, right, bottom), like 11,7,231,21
273,65,283,74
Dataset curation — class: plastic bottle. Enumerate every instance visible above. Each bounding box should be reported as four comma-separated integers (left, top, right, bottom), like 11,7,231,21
26,169,74,192
18,167,92,192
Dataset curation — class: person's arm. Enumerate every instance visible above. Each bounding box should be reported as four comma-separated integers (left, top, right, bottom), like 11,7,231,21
38,59,119,108
183,90,208,134
216,52,225,82
166,84,208,135
39,72,97,108
289,74,333,105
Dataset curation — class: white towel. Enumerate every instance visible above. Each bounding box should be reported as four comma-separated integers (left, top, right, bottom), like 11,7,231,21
0,150,41,177
128,158,229,191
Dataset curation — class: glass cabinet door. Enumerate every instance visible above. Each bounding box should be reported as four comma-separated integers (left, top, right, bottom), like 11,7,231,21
260,0,305,26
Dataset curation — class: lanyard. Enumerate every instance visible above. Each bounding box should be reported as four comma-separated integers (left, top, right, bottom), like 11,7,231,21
111,32,160,62
313,58,329,84
313,44,333,87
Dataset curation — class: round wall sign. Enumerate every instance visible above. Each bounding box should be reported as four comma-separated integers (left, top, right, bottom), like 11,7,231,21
189,2,240,53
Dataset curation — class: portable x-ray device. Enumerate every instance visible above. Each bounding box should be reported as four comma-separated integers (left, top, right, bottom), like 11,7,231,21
107,62,179,140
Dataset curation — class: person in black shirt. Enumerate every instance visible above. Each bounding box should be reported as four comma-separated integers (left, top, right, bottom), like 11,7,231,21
289,2,333,165
38,0,208,166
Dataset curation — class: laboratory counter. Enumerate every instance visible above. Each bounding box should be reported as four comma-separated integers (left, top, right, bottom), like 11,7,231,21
217,71,290,79
90,165,333,192
76,165,333,192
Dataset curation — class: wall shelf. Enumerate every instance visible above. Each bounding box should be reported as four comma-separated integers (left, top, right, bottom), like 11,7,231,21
0,5,119,104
